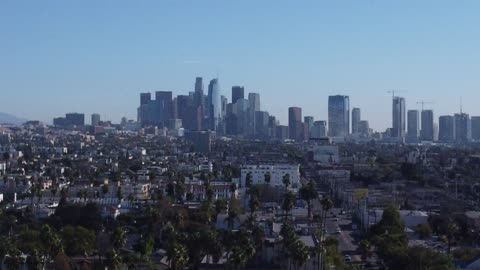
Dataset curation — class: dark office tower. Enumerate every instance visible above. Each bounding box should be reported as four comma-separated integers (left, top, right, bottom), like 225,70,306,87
208,78,222,131
65,113,85,126
352,108,361,134
140,93,152,106
255,111,270,138
91,113,101,126
184,106,203,131
155,91,173,127
195,77,204,95
392,97,406,138
221,96,228,118
471,117,480,141
455,113,471,143
276,125,289,141
328,95,350,137
194,77,204,108
288,107,303,141
439,115,455,142
407,110,419,141
268,116,278,138
304,116,314,130
311,121,327,138
421,110,434,141
232,86,245,104
358,121,370,137
248,93,261,135
176,95,191,122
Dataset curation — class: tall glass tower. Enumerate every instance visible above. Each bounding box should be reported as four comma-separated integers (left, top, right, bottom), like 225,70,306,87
328,95,350,137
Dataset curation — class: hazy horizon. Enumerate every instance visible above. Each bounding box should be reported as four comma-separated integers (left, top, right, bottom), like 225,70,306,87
2,1,480,130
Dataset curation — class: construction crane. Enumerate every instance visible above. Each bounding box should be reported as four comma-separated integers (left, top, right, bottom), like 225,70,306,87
417,100,433,111
387,90,406,99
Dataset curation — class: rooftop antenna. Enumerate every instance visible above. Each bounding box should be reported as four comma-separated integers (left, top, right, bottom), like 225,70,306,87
460,97,463,114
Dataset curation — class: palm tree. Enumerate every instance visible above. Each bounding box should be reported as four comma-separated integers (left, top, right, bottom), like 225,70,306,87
299,181,318,220
359,239,372,265
291,240,309,270
264,172,271,185
106,250,122,270
230,183,237,200
319,197,333,270
446,222,458,254
112,227,127,251
282,191,296,220
283,174,291,190
246,172,253,188
249,194,260,218
167,240,189,270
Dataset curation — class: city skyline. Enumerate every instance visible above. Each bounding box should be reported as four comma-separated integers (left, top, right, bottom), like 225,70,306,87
2,1,480,130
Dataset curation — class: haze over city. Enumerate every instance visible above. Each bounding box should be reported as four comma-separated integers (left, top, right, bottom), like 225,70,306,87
2,1,480,130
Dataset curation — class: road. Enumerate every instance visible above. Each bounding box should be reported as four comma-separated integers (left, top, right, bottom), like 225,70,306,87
323,208,362,263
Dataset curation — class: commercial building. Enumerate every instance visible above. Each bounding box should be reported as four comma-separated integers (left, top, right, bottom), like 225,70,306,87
328,95,350,137
231,86,245,104
311,121,327,138
352,108,361,134
392,97,406,138
407,110,419,142
439,115,455,142
288,107,303,141
472,116,480,141
455,113,471,143
91,113,101,127
421,110,434,141
240,164,300,188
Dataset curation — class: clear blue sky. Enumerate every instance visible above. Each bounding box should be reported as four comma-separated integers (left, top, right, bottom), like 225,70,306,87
1,1,480,130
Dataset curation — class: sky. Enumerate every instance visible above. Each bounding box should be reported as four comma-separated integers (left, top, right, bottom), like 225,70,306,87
1,1,480,130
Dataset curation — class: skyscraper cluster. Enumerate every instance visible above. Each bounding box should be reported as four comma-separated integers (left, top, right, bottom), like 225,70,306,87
136,79,374,142
392,96,479,143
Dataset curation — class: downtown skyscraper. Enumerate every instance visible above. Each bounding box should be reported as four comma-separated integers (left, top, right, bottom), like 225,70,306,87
328,95,350,137
392,96,406,139
407,110,419,141
208,78,222,131
421,110,434,141
288,107,303,141
352,108,361,134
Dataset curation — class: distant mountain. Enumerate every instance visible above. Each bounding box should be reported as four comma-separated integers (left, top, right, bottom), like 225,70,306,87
0,112,28,125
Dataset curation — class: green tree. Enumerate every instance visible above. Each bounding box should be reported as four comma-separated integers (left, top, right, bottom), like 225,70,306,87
246,172,253,188
111,227,127,250
282,191,296,219
415,223,433,240
299,180,318,219
248,194,260,218
282,174,291,189
101,184,109,197
62,226,96,256
359,239,372,264
264,172,271,185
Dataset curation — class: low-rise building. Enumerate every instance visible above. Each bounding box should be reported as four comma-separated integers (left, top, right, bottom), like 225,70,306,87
241,164,301,188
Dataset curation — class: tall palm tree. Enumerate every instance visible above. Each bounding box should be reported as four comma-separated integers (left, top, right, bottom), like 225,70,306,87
359,239,372,265
246,172,253,188
282,191,296,220
446,222,458,254
299,181,318,220
230,183,237,200
264,172,271,185
319,197,333,270
111,227,127,251
283,174,291,190
249,194,260,218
